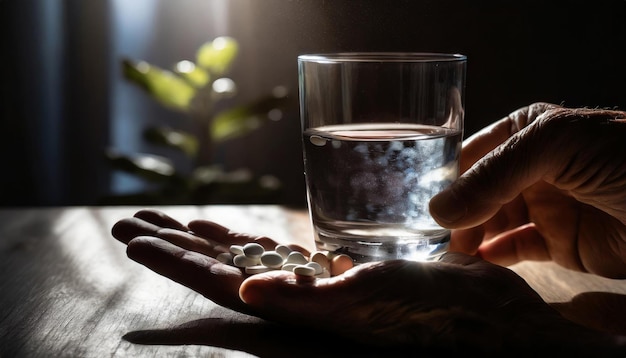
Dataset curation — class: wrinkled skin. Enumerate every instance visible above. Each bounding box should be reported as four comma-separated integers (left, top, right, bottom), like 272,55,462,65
430,103,626,278
113,213,620,355
112,103,626,355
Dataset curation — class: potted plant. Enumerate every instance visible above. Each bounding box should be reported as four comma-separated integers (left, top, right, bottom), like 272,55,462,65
103,36,290,204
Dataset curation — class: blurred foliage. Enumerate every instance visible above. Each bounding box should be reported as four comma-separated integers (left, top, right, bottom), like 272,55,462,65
102,37,290,205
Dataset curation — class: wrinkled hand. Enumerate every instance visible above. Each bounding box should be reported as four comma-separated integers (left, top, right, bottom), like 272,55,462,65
430,103,626,278
112,209,312,316
112,209,621,354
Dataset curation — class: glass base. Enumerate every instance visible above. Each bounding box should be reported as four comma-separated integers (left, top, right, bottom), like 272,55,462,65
315,231,450,264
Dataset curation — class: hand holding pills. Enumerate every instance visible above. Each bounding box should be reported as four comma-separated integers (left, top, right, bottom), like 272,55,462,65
111,209,623,354
218,241,353,280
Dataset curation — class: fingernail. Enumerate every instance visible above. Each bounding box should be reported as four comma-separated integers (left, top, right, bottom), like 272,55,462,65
429,188,467,225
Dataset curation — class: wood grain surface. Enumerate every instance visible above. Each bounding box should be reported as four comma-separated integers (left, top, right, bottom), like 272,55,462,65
1,206,625,357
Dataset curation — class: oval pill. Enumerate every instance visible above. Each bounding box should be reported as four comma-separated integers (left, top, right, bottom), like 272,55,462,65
233,254,259,268
230,245,245,255
305,261,323,275
275,244,292,259
245,265,272,274
286,251,308,265
331,254,354,276
243,243,265,258
261,251,285,268
281,263,298,272
293,265,316,277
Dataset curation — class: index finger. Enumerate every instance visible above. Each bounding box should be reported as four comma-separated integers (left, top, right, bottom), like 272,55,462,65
461,103,558,172
127,236,255,315
188,219,311,256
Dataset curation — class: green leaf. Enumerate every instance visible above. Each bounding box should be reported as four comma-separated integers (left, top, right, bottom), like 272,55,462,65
210,107,260,142
122,59,196,112
196,37,238,75
174,60,210,88
143,127,199,157
210,87,291,142
105,149,176,182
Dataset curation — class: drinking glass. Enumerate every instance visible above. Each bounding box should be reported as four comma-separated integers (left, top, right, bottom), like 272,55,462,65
298,52,466,263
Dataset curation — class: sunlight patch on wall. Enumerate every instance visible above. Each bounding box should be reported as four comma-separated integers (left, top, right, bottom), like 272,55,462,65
109,0,159,194
108,0,231,196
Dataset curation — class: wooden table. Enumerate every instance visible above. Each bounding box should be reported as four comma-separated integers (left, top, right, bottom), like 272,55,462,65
1,206,626,357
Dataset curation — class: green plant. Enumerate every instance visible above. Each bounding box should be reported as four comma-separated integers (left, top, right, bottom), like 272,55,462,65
103,36,290,205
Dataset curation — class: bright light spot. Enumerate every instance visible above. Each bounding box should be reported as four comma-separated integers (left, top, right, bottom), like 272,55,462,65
267,108,282,121
212,77,236,94
175,60,195,73
310,135,326,146
136,61,150,73
213,36,230,50
166,131,185,145
137,156,174,176
419,163,458,185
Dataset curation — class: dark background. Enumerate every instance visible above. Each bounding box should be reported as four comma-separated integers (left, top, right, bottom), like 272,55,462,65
2,0,625,208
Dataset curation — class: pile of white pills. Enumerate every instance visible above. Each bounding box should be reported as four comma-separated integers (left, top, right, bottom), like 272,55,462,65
216,242,354,279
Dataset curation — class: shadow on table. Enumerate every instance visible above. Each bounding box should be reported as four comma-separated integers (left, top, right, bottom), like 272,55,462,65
123,308,445,358
123,292,626,358
551,291,626,336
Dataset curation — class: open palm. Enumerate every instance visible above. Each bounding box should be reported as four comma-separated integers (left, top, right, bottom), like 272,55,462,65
112,209,621,354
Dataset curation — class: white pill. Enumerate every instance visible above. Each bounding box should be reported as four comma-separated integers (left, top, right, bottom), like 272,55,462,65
261,251,285,268
243,243,265,258
305,261,323,275
275,244,292,259
233,254,259,268
281,263,298,272
216,252,233,264
293,265,316,277
230,245,244,255
245,265,272,274
286,251,308,265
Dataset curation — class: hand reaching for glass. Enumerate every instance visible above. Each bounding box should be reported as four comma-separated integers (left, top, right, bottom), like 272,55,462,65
430,103,626,278
111,209,624,355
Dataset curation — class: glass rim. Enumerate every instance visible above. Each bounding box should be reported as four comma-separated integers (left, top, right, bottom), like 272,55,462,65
298,52,466,63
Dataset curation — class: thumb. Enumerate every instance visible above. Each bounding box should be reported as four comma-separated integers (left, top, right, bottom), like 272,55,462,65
239,271,334,323
429,127,545,229
239,271,363,339
428,103,557,229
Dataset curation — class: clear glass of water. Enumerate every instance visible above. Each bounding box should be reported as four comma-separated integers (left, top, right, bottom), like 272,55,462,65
298,53,466,263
